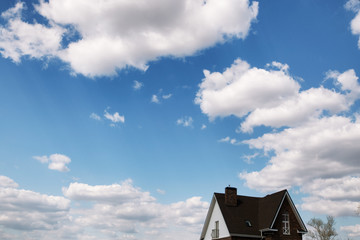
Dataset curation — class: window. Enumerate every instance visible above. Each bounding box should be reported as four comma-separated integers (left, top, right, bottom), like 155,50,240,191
282,212,290,235
211,221,219,238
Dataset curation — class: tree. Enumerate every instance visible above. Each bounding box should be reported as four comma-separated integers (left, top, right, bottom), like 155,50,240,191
307,216,337,240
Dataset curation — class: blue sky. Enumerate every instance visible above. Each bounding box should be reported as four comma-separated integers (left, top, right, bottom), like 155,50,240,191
0,0,360,239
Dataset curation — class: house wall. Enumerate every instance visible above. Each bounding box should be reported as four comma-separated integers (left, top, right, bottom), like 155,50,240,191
216,237,261,240
269,197,303,240
203,199,230,240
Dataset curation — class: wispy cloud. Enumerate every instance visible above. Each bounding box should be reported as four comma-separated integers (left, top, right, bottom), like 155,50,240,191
162,93,172,99
156,189,166,195
341,224,360,237
218,136,240,145
33,154,71,172
133,80,143,90
176,116,193,128
104,109,125,124
91,108,125,127
151,91,172,104
242,153,258,164
89,112,101,121
151,94,160,104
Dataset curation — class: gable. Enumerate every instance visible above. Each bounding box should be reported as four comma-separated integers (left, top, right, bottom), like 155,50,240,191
200,195,230,240
269,192,307,232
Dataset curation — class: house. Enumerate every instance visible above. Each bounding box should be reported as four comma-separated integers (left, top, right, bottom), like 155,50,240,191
200,187,307,240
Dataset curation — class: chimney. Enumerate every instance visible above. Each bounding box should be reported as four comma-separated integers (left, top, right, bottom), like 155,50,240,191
225,186,237,207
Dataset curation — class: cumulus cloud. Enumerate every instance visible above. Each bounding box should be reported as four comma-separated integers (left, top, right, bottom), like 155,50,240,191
0,0,258,77
0,175,19,188
63,179,154,203
176,116,193,127
0,176,209,239
0,2,65,62
62,179,209,239
325,69,360,102
300,176,360,216
239,115,360,217
240,116,360,191
240,86,349,133
196,58,360,218
341,224,360,237
34,153,71,172
346,0,360,48
104,110,125,124
196,59,355,133
0,176,70,232
195,59,301,121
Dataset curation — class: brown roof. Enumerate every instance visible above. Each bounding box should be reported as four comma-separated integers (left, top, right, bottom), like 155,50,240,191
214,189,287,236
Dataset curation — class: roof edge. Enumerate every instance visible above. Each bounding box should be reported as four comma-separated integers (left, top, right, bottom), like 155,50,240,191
269,190,308,232
231,233,263,238
199,194,217,240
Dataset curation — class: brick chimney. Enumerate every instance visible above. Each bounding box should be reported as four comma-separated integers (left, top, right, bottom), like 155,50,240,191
225,186,237,207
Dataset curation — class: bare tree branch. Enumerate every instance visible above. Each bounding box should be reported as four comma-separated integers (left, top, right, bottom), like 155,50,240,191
307,216,337,240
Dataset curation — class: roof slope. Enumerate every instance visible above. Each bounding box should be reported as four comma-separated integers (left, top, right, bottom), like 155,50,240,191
214,189,288,236
258,189,287,230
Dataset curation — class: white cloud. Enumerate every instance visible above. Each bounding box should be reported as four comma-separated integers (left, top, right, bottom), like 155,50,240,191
0,176,19,188
156,189,166,195
239,116,360,216
326,69,360,102
196,59,356,133
34,154,71,172
0,0,258,77
89,112,101,121
346,0,360,48
151,94,160,104
341,224,360,237
133,80,143,90
302,197,359,217
151,92,172,104
242,153,258,164
176,116,193,127
345,0,360,12
239,86,349,133
63,179,155,203
195,59,301,121
201,124,207,130
162,93,172,99
218,136,240,145
0,176,70,232
0,176,209,239
197,59,360,218
301,176,360,202
240,116,360,190
0,2,65,62
104,110,125,124
62,179,208,239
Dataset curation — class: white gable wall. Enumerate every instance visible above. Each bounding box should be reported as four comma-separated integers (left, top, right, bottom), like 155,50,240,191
203,198,230,240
